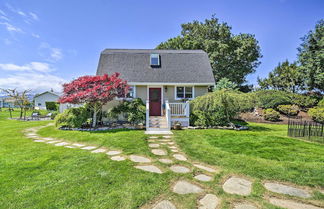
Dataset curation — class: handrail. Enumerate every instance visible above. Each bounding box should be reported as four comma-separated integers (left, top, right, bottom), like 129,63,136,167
165,99,171,130
146,99,149,129
169,102,189,117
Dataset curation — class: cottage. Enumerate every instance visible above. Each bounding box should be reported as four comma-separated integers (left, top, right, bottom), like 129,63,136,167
97,49,215,132
34,91,60,110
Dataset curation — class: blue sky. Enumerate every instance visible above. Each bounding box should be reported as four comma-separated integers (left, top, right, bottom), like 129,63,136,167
0,0,323,93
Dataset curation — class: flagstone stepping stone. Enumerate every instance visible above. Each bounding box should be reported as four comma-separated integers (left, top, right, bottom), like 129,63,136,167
149,143,160,148
170,165,191,173
159,158,173,164
172,180,203,194
173,154,187,161
55,142,70,146
46,140,60,144
81,146,97,150
65,146,76,148
233,203,258,209
72,143,86,147
111,156,126,161
106,150,122,155
152,200,177,209
198,194,220,209
170,149,178,153
91,148,107,153
167,142,175,145
193,164,217,173
130,155,151,163
169,146,177,149
194,174,213,182
160,142,168,145
151,149,167,156
148,140,156,143
135,165,163,174
149,136,158,139
264,182,311,198
34,139,45,142
222,177,252,196
163,136,172,138
42,137,54,141
269,198,322,209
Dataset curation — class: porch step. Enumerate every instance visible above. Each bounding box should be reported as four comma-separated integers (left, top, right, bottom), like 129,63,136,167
148,116,168,129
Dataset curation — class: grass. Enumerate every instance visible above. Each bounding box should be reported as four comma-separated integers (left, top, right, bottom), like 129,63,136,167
173,123,324,187
1,109,323,208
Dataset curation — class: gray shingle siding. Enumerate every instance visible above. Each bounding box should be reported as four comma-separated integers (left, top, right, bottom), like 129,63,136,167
96,49,215,84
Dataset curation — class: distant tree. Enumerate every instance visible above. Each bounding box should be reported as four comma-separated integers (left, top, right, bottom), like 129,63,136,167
156,15,262,86
0,88,31,119
215,78,238,91
297,19,324,92
257,60,303,93
59,73,129,128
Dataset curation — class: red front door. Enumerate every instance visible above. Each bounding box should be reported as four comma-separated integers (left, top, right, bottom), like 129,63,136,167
149,88,161,116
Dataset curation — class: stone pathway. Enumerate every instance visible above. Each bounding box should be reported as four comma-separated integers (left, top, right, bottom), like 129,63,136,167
24,126,323,209
264,182,311,198
222,177,252,196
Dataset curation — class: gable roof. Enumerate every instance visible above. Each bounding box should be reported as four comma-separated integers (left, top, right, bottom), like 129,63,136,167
96,49,215,85
34,91,60,99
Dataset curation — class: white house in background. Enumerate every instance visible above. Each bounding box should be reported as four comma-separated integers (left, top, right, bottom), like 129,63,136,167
34,91,60,110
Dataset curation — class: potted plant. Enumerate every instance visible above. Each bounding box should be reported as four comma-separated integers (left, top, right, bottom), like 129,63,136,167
173,121,182,130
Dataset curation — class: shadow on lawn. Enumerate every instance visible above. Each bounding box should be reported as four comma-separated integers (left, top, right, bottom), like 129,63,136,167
87,128,143,134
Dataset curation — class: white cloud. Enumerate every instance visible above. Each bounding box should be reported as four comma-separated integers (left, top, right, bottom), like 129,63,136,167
31,33,40,38
29,12,38,21
5,4,39,23
0,9,6,16
0,72,66,93
39,42,63,62
0,22,23,32
0,15,10,21
0,62,52,72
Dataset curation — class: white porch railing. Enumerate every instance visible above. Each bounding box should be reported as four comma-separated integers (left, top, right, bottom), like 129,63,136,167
165,100,171,129
146,99,149,129
169,101,190,117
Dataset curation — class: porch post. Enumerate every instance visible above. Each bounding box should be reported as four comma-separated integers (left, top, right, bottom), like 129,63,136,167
185,101,190,117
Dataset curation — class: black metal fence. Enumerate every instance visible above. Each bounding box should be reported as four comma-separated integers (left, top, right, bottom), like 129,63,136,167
288,119,324,143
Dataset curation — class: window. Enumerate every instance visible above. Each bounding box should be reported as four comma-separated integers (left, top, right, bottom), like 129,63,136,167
38,103,41,106
176,86,193,99
126,86,135,98
150,54,160,66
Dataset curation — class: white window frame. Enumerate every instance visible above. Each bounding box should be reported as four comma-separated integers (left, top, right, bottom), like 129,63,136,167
116,85,136,100
174,86,195,100
150,54,160,66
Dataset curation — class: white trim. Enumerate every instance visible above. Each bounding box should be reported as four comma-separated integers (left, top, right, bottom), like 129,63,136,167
147,85,163,116
128,82,214,86
174,86,195,100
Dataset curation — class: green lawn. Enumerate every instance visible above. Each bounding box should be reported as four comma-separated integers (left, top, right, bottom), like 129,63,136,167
1,109,323,208
173,123,324,187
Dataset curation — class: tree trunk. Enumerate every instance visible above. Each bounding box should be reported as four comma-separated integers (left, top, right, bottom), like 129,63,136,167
92,111,97,128
20,107,23,119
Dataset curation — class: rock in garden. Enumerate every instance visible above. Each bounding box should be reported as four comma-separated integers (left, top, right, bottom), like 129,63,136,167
264,182,311,198
152,200,177,209
170,165,191,173
111,156,125,161
193,164,217,173
198,194,220,209
106,150,122,155
135,165,163,174
173,154,187,161
194,174,213,182
233,203,258,209
159,158,173,164
172,180,203,194
151,149,167,156
269,198,322,209
130,155,151,163
222,177,252,196
149,143,160,148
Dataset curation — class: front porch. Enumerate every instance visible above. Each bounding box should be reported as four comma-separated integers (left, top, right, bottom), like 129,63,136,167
145,99,190,133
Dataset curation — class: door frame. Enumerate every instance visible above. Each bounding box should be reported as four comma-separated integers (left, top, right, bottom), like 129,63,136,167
147,85,163,116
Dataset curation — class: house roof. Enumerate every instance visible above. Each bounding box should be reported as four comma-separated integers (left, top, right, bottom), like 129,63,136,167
96,49,215,85
34,91,61,98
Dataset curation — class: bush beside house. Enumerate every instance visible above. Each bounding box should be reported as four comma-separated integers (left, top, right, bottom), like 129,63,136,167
263,108,281,121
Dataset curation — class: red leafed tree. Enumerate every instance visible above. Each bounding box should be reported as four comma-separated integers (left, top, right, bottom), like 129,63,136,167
59,73,128,127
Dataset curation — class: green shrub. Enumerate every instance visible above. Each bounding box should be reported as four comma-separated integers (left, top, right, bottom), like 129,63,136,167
190,90,244,127
45,102,58,111
109,98,146,125
277,104,299,116
50,111,58,120
317,98,324,107
290,94,318,108
263,108,280,121
308,107,324,124
254,90,292,109
54,107,90,128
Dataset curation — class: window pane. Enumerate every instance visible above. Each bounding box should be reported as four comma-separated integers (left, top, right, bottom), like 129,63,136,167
176,87,184,98
185,87,193,98
126,87,134,98
150,54,160,66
